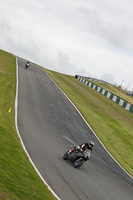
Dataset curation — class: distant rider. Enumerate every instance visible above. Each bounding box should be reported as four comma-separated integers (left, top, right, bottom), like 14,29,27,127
25,61,30,69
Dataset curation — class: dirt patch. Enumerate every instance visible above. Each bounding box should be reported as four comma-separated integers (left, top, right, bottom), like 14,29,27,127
0,70,6,73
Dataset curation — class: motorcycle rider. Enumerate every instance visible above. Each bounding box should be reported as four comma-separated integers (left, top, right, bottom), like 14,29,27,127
25,61,30,69
80,141,94,151
68,141,94,155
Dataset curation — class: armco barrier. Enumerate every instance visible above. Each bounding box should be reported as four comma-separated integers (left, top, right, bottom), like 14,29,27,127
75,75,133,113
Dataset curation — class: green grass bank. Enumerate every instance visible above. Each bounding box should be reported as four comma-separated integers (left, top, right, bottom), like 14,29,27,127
0,49,56,200
44,68,133,177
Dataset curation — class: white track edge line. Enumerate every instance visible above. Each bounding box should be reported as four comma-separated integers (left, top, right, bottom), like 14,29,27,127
43,68,133,180
15,57,61,200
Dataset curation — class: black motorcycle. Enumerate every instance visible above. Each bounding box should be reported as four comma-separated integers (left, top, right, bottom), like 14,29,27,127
63,147,91,168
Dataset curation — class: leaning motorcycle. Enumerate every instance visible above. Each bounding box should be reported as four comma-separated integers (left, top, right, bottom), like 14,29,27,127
63,147,91,168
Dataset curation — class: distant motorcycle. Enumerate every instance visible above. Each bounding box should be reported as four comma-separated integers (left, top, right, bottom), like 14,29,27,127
63,146,91,168
25,61,30,69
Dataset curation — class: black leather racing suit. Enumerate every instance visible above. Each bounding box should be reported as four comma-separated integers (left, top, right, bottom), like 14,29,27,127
79,143,92,152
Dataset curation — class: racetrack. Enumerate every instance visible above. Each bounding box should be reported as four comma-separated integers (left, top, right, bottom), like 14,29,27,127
17,57,133,200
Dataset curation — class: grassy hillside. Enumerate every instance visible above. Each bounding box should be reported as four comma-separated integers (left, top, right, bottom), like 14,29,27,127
44,68,133,177
0,49,56,200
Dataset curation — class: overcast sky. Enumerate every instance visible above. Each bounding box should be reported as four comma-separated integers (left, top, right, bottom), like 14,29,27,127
0,0,133,90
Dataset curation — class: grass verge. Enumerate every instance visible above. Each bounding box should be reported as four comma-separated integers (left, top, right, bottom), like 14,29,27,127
0,49,56,200
44,68,133,177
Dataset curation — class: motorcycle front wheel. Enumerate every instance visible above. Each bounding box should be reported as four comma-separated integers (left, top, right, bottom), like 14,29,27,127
73,158,85,168
63,152,68,160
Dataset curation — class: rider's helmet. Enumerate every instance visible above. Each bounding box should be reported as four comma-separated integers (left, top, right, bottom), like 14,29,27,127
89,141,94,147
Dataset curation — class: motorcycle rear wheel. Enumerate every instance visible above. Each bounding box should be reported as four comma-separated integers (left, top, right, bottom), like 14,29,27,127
73,158,85,168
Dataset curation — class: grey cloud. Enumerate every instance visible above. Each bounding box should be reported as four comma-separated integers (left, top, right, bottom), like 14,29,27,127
0,20,10,32
100,73,115,84
0,0,133,90
76,68,93,77
58,52,70,67
76,3,133,51
57,51,76,74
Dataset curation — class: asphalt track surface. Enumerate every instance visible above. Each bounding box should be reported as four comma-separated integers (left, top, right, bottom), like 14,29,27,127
17,57,133,200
